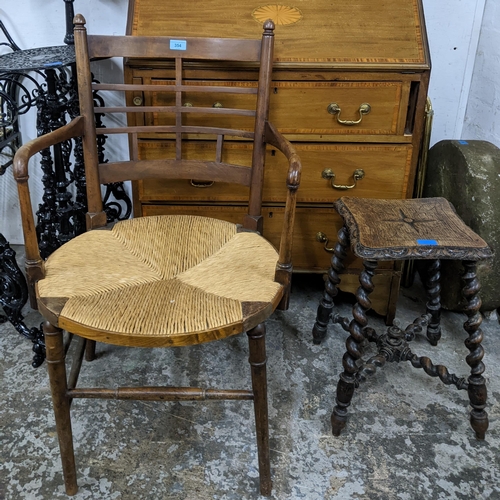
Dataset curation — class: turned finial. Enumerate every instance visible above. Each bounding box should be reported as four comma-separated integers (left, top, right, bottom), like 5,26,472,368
263,20,275,34
73,13,87,30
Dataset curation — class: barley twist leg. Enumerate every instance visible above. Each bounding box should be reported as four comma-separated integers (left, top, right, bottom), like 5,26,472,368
313,226,349,344
425,259,442,345
462,260,488,439
331,259,377,436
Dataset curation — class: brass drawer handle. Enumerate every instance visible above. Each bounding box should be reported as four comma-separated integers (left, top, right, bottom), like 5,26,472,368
183,102,193,107
316,232,335,253
327,102,371,126
133,96,143,106
190,179,215,188
321,168,365,190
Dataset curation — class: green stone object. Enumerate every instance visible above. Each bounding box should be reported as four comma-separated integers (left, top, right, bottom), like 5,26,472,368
423,140,499,311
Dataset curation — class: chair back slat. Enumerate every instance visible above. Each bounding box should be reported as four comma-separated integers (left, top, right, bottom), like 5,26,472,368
129,133,139,162
215,135,224,163
73,13,275,230
174,57,183,160
87,34,262,62
96,106,257,118
95,125,254,138
92,83,259,95
99,159,252,185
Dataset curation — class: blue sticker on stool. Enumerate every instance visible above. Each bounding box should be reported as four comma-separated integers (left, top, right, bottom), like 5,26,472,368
458,140,468,145
417,239,438,245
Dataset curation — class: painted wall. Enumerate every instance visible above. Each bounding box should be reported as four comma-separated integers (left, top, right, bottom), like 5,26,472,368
422,0,486,144
462,0,500,147
0,0,492,242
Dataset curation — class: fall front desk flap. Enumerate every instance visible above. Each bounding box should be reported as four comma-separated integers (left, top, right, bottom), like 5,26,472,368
126,0,430,69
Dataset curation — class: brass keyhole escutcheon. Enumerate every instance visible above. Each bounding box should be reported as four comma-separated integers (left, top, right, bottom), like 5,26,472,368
327,102,371,126
321,168,365,190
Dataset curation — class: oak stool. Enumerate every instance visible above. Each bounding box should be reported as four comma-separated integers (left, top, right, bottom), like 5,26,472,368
312,197,493,439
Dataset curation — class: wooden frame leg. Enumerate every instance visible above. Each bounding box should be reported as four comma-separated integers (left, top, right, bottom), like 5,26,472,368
85,340,96,361
331,259,377,436
44,321,78,495
312,226,349,344
247,323,272,496
462,261,488,439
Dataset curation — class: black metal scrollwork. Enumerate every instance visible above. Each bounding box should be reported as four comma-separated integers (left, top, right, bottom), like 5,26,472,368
0,234,45,367
0,15,133,366
0,22,45,367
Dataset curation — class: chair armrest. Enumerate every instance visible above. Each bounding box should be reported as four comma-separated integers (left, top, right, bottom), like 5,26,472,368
265,122,302,308
14,116,84,181
264,121,300,168
13,117,84,305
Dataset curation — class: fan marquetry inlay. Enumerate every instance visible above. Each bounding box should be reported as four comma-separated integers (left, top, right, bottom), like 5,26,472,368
252,5,303,26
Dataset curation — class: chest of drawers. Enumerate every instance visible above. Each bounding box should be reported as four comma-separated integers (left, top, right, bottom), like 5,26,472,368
124,0,431,321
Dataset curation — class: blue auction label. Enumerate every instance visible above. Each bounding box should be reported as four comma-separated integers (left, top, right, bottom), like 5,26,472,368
170,40,187,51
417,239,438,245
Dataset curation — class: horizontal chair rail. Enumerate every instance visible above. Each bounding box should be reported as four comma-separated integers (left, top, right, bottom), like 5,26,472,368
96,106,256,117
98,159,252,185
92,83,258,94
68,387,254,401
96,125,255,138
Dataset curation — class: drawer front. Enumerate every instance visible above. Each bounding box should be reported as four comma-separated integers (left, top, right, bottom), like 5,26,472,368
144,80,405,137
270,82,404,136
137,141,412,203
264,143,413,203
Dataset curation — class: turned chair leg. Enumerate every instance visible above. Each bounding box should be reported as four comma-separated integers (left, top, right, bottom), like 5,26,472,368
424,259,442,345
85,340,96,361
312,226,349,344
44,321,78,495
461,260,488,439
331,259,377,436
247,323,272,496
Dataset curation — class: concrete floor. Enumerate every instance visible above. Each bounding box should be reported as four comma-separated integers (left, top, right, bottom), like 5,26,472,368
1,270,500,500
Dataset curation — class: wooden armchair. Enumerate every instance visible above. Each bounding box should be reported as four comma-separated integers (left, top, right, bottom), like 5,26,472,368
13,14,301,496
